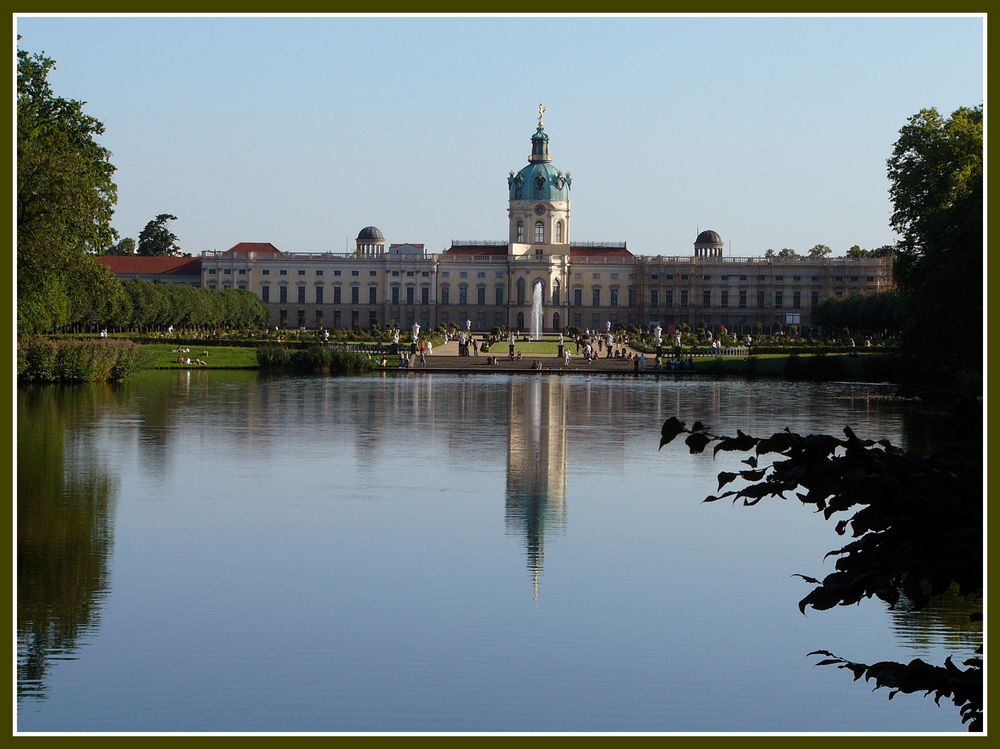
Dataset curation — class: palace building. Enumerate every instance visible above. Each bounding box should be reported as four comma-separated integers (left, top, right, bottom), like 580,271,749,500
117,109,895,333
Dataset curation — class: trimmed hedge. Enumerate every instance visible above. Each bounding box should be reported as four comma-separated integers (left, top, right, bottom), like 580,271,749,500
256,345,371,374
18,337,148,382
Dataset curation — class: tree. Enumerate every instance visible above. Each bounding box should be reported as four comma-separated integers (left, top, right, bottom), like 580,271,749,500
17,43,118,333
137,213,180,256
777,248,798,258
102,237,135,256
808,244,832,257
659,415,982,731
764,248,776,258
886,105,982,372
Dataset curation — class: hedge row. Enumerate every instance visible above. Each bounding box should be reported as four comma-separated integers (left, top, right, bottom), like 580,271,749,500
256,346,371,374
18,337,148,382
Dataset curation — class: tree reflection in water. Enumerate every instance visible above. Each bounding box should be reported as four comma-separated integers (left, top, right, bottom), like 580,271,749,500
17,385,118,699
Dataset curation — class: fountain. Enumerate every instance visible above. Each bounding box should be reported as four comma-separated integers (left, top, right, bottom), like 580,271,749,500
531,281,543,341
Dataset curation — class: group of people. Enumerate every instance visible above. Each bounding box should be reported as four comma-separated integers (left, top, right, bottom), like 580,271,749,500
456,331,480,357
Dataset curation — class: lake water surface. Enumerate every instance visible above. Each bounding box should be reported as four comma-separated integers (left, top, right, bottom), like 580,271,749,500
17,371,981,732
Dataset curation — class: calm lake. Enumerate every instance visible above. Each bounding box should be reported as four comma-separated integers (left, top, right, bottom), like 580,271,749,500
17,371,980,733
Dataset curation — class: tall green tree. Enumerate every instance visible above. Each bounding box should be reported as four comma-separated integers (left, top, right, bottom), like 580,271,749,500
137,213,181,256
808,244,832,257
17,43,118,333
886,105,982,372
102,237,135,255
777,248,798,258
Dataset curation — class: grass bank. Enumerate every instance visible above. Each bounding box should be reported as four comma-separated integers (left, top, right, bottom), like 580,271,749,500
142,343,259,369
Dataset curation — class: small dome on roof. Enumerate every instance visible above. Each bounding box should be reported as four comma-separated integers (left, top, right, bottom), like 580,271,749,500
695,230,723,247
357,226,384,241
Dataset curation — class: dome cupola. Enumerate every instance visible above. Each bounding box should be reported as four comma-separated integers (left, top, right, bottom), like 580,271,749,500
355,225,385,257
694,229,724,258
507,105,573,248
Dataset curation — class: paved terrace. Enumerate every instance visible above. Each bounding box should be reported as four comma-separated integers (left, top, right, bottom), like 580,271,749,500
378,337,678,375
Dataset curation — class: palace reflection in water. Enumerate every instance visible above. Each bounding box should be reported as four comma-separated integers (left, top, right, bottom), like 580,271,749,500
17,371,979,732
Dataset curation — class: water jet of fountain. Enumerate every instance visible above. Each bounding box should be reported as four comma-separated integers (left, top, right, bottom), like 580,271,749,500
531,281,543,341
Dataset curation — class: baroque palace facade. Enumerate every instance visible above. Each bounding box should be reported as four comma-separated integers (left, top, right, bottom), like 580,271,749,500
154,110,895,333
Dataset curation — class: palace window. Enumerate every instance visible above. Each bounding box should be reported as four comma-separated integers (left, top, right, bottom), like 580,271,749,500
534,221,544,243
370,286,378,304
315,286,324,304
592,288,601,307
333,286,341,304
555,220,564,243
261,286,270,303
351,286,359,304
517,222,524,242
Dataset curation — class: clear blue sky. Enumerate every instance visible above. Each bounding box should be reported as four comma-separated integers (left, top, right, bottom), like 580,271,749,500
16,14,984,257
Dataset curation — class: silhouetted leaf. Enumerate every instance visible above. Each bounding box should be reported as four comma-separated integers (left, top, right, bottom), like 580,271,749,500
714,431,757,456
659,417,687,449
717,472,738,490
685,432,712,454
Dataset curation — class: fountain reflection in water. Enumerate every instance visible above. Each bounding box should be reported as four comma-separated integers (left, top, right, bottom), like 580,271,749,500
531,281,542,340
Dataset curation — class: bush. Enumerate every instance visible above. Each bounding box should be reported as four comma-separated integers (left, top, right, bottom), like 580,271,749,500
257,345,370,374
18,337,144,382
256,346,291,369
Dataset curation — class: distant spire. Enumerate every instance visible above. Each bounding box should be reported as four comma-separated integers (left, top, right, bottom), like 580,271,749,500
530,105,551,163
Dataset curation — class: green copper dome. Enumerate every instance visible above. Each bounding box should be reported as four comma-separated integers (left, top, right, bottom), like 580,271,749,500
508,122,571,201
508,161,571,201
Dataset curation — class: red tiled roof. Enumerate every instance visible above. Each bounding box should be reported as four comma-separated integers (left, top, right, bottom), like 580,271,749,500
443,245,508,256
96,256,202,275
223,242,283,256
570,245,633,258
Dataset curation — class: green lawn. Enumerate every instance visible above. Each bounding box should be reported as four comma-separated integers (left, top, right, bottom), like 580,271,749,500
142,343,259,369
509,341,563,355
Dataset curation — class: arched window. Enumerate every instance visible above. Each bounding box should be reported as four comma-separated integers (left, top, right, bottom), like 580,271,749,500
534,221,544,243
552,278,560,306
555,220,563,243
516,277,526,306
553,312,561,331
516,221,524,243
